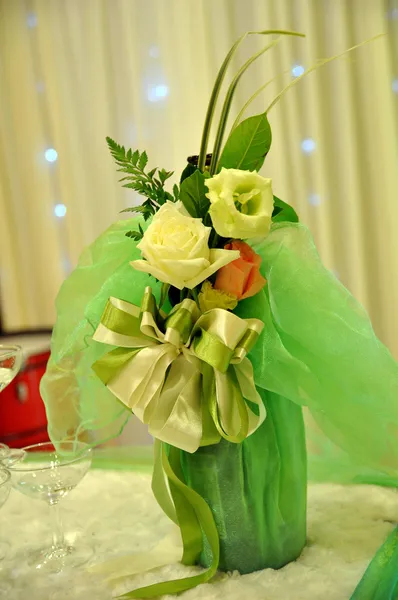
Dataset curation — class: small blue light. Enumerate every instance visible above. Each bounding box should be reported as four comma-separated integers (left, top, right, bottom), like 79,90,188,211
392,79,398,94
45,148,58,163
54,204,67,218
147,84,169,102
308,193,321,206
292,64,305,78
61,256,72,272
26,13,38,28
301,138,316,154
149,46,160,58
388,7,398,18
35,81,45,93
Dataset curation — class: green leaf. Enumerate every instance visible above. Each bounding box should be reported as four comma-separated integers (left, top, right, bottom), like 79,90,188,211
173,183,180,200
197,29,305,171
180,162,197,183
138,151,148,170
131,150,139,165
120,205,147,214
218,112,272,172
125,229,144,240
272,195,299,223
106,136,175,208
209,38,279,175
179,170,210,218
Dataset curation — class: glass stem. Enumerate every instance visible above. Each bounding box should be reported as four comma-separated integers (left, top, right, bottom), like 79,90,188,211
51,503,65,549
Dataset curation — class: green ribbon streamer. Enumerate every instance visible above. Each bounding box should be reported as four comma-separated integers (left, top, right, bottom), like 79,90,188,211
350,525,398,599
118,442,220,599
167,445,203,566
151,439,178,525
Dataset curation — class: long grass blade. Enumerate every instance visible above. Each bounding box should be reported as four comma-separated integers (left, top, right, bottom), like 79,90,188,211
266,34,385,114
198,29,305,172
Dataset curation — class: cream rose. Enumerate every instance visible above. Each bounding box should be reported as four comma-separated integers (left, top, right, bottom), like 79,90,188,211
206,168,274,239
131,202,240,290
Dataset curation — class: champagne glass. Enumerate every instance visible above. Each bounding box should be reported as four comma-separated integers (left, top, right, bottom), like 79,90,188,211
6,441,93,572
0,467,11,560
0,345,22,391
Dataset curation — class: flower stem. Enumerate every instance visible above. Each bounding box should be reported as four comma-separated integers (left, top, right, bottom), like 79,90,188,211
191,288,199,306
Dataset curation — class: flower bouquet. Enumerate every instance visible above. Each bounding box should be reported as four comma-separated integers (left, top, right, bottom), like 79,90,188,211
41,29,397,599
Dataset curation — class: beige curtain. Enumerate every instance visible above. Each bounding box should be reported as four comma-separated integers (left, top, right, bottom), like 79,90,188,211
1,0,397,354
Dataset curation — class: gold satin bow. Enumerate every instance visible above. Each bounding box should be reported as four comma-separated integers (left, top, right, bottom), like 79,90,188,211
92,287,265,453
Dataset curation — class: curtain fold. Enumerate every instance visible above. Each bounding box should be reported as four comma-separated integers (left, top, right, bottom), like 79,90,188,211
0,0,397,356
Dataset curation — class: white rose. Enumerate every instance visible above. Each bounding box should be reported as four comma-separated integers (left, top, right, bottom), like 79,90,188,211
131,202,240,290
206,168,274,239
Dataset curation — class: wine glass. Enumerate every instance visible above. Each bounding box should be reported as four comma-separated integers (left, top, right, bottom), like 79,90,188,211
6,441,93,572
0,345,23,391
0,467,11,560
0,443,23,466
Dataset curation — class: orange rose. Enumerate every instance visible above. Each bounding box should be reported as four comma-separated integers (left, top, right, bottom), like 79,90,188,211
214,240,266,300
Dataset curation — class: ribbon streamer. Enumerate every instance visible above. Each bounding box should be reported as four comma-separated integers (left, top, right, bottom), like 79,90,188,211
116,441,220,599
349,525,398,599
92,287,265,453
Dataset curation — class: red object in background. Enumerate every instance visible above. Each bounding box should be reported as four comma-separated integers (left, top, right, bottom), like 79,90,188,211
0,349,51,448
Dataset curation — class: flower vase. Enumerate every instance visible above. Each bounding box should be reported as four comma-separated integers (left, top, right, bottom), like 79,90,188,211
181,388,307,573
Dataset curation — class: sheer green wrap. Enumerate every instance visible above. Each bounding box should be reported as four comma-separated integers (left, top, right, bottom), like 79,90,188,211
41,218,398,587
182,390,307,573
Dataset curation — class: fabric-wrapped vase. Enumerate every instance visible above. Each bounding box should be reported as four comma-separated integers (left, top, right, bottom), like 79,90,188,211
182,389,307,573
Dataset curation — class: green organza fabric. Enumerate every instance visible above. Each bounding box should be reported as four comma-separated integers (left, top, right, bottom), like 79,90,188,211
41,218,398,581
41,219,161,447
41,217,398,481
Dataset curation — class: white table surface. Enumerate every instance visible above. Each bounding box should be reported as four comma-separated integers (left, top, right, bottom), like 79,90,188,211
0,468,396,600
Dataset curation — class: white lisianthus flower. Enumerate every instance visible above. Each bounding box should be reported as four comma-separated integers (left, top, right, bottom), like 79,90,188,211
131,202,240,290
206,168,274,239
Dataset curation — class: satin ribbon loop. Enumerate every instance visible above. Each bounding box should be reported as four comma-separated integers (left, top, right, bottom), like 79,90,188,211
92,287,265,453
192,328,234,373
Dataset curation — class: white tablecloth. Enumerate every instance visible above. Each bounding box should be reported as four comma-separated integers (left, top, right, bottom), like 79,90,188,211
0,468,396,599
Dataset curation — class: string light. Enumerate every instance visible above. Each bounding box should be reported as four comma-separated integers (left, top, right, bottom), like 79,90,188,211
45,148,58,162
392,79,398,94
147,84,169,102
301,138,316,154
26,13,38,28
149,46,160,58
292,64,305,78
54,204,67,218
308,193,321,206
